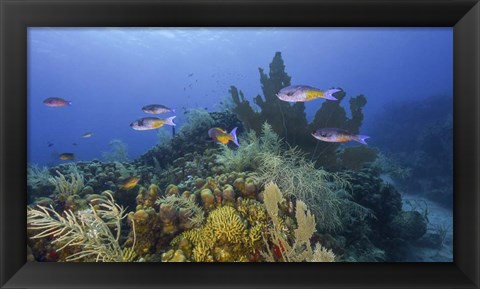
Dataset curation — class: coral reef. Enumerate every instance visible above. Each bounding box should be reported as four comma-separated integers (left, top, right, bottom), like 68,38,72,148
136,110,242,174
25,55,442,263
102,139,129,162
261,182,335,262
338,167,428,261
27,165,55,201
170,206,255,262
372,152,412,180
369,95,453,207
216,122,281,173
49,169,84,197
390,211,427,240
164,180,334,262
27,192,137,262
217,122,367,233
230,52,367,168
337,146,379,171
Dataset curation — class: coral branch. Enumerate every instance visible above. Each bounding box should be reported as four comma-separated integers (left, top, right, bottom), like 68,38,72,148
27,192,130,262
262,182,335,262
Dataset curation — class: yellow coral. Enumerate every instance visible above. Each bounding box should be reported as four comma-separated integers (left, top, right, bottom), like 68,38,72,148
208,206,246,243
121,247,137,262
181,228,204,245
162,249,187,262
192,241,212,262
245,224,263,251
172,206,258,262
237,198,268,226
261,182,335,262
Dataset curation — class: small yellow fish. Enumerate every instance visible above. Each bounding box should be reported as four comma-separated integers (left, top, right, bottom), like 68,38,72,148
119,177,140,190
208,127,239,146
59,153,75,160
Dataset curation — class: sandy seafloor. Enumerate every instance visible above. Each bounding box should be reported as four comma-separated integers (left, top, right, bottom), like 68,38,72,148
381,175,453,262
402,195,453,262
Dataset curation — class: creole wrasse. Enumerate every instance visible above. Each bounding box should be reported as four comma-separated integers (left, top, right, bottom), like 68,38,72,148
311,128,370,145
119,177,140,190
43,97,72,107
276,85,340,102
59,153,75,160
208,127,240,146
130,116,176,130
142,104,176,114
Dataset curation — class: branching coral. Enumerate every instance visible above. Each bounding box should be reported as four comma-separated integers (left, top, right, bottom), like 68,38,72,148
237,198,268,227
215,130,259,172
207,206,246,243
179,109,215,136
171,205,260,262
27,164,52,187
49,169,85,197
102,139,129,162
157,127,173,146
216,122,281,173
217,122,355,232
114,161,137,179
257,147,347,232
155,195,205,228
27,192,134,262
372,153,412,180
261,182,335,262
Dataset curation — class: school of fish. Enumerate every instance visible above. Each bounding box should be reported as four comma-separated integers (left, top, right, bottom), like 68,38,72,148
42,83,369,164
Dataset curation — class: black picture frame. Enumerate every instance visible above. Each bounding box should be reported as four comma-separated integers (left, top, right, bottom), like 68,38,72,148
1,0,479,288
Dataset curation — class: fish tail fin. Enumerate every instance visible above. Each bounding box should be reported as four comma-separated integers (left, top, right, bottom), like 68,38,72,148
166,116,176,126
324,89,340,101
230,127,240,147
171,108,176,113
354,135,370,145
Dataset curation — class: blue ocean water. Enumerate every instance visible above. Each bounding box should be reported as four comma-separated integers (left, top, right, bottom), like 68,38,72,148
28,28,452,166
27,28,454,262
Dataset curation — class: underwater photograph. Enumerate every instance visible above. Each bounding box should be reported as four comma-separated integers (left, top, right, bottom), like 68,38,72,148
26,27,453,262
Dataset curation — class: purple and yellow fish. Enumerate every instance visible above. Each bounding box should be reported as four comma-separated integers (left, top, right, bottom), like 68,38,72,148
311,128,370,145
208,127,239,146
59,153,75,160
130,116,176,130
142,104,176,114
119,177,140,190
276,85,340,102
43,97,72,107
